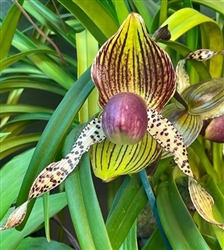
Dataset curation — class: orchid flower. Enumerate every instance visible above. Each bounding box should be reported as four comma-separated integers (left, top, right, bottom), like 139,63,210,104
1,13,224,230
163,50,224,147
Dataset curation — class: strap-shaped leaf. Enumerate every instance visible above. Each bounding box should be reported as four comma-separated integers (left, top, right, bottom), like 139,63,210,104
0,117,106,230
91,13,176,111
90,133,161,181
147,108,193,177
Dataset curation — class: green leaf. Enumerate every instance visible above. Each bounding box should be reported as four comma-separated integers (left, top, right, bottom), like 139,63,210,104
119,221,138,250
162,8,223,78
0,134,40,160
43,193,51,242
72,0,119,38
0,132,11,138
16,68,93,230
113,0,130,25
139,170,171,249
11,30,75,89
156,171,210,249
0,148,35,219
0,78,66,96
1,113,52,129
0,0,23,60
0,49,69,72
23,1,76,47
190,139,219,182
62,123,111,250
0,193,67,250
142,227,166,250
192,0,224,15
0,104,53,117
59,0,118,44
16,237,73,250
158,0,168,25
131,0,154,31
1,121,32,139
106,175,147,250
76,29,99,122
65,153,112,250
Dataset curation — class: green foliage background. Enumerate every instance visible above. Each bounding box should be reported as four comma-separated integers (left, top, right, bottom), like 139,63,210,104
0,1,223,249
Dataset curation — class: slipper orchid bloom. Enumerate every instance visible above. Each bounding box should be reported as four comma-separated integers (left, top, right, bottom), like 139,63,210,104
1,13,223,230
163,49,224,147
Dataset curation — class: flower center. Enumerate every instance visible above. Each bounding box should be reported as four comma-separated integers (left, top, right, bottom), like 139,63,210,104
102,92,148,145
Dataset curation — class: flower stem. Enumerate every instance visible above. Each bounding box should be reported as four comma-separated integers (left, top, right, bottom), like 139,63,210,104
212,142,224,181
139,170,171,250
190,139,219,182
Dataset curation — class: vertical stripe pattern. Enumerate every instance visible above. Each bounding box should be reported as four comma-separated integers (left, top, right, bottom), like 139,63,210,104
90,132,161,181
91,13,176,111
162,103,203,147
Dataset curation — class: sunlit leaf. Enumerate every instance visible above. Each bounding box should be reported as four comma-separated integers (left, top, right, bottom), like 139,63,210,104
0,0,23,60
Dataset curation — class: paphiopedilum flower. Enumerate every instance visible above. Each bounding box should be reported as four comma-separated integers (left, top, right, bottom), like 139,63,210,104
1,13,224,230
163,51,224,147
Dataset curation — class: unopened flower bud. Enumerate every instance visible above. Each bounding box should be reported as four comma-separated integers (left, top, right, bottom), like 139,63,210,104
200,115,224,142
153,25,171,42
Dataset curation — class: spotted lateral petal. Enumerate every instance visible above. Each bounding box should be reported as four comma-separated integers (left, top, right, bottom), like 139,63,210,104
0,117,106,230
29,117,105,200
186,49,222,61
146,108,193,177
91,13,176,111
188,177,224,230
0,202,29,230
90,133,161,182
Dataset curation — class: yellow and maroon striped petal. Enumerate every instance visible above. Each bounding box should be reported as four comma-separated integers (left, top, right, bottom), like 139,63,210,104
91,13,176,111
90,133,161,182
162,103,203,147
